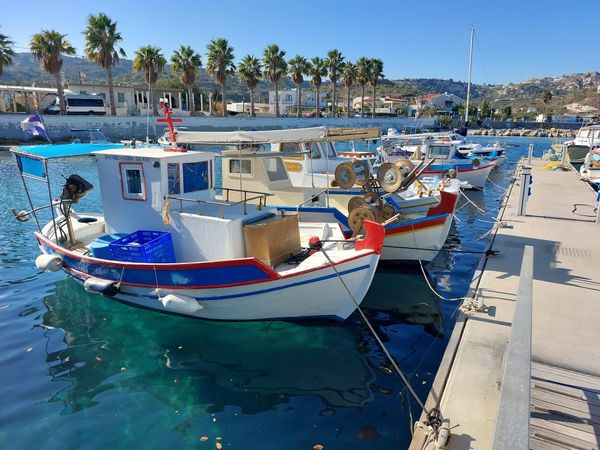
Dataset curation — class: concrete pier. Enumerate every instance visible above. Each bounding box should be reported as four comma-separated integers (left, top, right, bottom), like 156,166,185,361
410,160,600,449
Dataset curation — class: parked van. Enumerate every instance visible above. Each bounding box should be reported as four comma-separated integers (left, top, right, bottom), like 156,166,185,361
46,94,106,115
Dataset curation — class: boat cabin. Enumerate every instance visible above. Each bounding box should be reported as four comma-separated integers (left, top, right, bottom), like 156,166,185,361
92,147,277,262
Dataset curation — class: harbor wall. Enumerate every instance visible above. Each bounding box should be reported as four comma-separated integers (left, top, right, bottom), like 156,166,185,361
0,114,436,142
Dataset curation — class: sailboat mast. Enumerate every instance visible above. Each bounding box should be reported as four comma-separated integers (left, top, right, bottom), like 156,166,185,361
464,29,475,124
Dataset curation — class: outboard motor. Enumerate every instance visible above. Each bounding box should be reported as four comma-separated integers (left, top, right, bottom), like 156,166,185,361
62,175,94,204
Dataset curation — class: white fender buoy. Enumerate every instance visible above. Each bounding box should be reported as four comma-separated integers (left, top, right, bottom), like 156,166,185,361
35,254,63,272
159,294,203,314
84,277,120,297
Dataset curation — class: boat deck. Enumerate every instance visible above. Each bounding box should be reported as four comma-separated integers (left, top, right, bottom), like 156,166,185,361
410,159,600,449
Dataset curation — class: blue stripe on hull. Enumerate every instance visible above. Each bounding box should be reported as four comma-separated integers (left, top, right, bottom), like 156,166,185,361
58,253,272,287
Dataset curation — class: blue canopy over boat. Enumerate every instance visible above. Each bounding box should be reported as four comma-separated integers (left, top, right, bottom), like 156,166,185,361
11,143,124,179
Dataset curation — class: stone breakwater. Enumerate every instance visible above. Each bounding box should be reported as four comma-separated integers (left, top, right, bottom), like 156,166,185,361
469,127,576,138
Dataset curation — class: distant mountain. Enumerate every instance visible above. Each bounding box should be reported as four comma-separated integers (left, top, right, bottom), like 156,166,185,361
2,53,599,115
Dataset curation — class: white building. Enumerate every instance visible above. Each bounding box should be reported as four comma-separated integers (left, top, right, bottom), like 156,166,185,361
352,96,408,115
68,83,189,116
0,82,189,116
408,92,464,117
268,89,327,115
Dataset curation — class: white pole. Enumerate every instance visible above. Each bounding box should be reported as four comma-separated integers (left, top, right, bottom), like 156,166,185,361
517,166,532,216
464,29,474,124
596,191,600,224
528,143,534,165
560,143,567,165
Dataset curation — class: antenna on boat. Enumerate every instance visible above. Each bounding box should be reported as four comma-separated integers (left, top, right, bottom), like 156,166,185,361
464,28,475,126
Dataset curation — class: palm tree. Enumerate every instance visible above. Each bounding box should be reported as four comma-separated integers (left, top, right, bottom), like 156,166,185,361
355,57,370,118
29,30,76,114
0,29,15,77
263,44,287,117
238,55,262,117
206,38,235,117
133,45,166,116
340,61,356,118
288,55,309,118
307,57,327,118
368,58,384,118
171,45,202,115
326,49,344,117
83,13,126,116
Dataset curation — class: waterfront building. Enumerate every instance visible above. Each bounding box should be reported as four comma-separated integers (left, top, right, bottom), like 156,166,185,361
408,92,464,117
268,89,327,115
0,82,189,116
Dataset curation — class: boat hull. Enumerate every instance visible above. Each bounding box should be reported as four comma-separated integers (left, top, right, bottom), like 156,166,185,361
567,144,591,164
421,161,496,189
35,233,381,321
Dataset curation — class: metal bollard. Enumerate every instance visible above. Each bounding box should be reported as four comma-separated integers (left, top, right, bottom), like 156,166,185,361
517,166,532,216
527,144,534,165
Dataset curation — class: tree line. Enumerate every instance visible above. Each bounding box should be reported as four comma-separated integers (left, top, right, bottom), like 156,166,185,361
0,15,386,118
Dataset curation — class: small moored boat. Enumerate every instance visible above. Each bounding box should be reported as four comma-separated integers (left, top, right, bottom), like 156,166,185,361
11,143,384,321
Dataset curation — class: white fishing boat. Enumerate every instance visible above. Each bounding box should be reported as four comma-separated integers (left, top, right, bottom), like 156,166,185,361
175,128,460,263
564,124,600,164
579,148,600,184
11,142,384,322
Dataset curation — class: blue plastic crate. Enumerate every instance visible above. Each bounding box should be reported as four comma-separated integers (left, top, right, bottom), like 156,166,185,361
108,230,176,263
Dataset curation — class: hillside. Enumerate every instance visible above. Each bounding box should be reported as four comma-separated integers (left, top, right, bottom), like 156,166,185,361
2,53,599,115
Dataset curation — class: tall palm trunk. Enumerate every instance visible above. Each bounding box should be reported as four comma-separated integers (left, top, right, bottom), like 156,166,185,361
221,82,227,117
150,82,158,116
360,84,365,118
55,72,66,114
274,83,279,117
296,83,302,118
315,86,320,118
107,66,116,116
249,88,255,117
332,82,336,117
346,85,351,118
371,83,376,119
187,84,194,115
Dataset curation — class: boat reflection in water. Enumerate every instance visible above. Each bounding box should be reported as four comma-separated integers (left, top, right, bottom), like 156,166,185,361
42,278,378,413
38,272,448,448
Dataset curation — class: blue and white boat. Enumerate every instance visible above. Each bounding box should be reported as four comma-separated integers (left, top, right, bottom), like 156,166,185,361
11,142,384,321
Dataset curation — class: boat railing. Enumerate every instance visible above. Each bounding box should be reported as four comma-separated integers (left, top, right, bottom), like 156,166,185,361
168,188,273,219
295,188,329,213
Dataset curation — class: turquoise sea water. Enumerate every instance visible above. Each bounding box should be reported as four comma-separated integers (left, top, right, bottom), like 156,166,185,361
0,136,556,449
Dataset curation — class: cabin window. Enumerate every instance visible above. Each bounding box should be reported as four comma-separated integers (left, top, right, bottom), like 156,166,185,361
183,161,209,193
167,163,181,194
120,163,146,200
325,142,337,158
307,143,321,159
229,159,252,174
427,145,451,159
281,142,303,160
263,157,287,182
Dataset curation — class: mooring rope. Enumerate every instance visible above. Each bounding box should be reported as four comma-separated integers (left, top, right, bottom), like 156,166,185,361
319,247,434,420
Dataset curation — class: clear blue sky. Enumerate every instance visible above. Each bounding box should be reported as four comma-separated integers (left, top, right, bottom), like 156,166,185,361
3,0,599,85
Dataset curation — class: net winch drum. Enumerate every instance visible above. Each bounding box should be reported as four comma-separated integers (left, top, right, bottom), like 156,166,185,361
377,162,403,193
394,158,414,174
334,162,356,189
351,160,371,186
348,205,382,236
347,196,367,213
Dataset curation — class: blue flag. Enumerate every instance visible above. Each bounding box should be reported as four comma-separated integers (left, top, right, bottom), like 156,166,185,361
19,113,50,141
